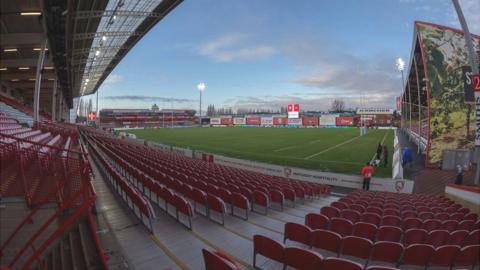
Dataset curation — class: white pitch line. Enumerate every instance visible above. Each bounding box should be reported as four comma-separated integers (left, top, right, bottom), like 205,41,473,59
303,135,363,160
274,145,297,152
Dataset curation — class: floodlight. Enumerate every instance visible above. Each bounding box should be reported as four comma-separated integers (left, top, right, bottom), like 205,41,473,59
396,58,405,71
197,82,206,92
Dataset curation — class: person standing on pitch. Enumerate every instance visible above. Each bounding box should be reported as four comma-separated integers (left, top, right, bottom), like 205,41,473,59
376,143,382,161
361,162,374,191
383,144,388,168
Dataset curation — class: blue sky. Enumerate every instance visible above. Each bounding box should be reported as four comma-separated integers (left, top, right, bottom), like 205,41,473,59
90,0,480,112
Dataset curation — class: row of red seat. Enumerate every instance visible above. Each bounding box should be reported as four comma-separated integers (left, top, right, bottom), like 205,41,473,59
319,206,479,231
253,233,480,270
88,141,156,232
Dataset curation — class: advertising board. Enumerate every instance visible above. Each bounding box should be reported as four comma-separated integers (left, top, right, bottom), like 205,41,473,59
233,117,246,125
287,104,299,118
302,116,319,126
287,118,302,126
273,116,287,125
220,117,233,125
246,116,261,125
210,117,221,125
261,117,273,126
320,115,338,126
336,116,355,126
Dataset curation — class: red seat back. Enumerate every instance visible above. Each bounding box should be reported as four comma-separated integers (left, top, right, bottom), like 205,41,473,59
401,244,434,267
370,241,403,264
320,257,363,270
202,249,241,270
207,194,226,214
253,235,285,264
284,247,323,270
284,222,312,246
341,236,373,259
429,245,460,267
311,229,341,254
305,213,329,230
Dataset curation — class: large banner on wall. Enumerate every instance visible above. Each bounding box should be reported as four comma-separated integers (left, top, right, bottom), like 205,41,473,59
302,116,319,126
261,117,273,126
246,116,261,125
220,117,233,125
233,117,246,125
320,115,338,126
273,116,287,125
287,118,302,126
210,117,221,125
416,22,479,164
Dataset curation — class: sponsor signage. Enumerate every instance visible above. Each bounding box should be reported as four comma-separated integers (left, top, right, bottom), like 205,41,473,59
233,117,246,125
261,117,273,126
246,116,261,125
335,116,354,126
210,117,221,125
287,118,302,125
357,108,394,115
288,103,299,118
273,116,287,125
320,115,337,126
220,117,233,125
302,116,319,126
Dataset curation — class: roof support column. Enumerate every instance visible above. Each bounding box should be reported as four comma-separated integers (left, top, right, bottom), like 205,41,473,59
33,40,48,122
52,79,57,121
413,55,422,153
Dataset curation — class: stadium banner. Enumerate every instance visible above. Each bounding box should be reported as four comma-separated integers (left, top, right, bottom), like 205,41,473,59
261,117,273,126
233,117,246,125
335,116,355,126
287,118,302,126
392,130,404,179
220,116,233,125
416,23,478,164
302,116,319,126
320,115,338,126
273,116,287,125
246,116,261,125
210,117,221,125
204,153,413,193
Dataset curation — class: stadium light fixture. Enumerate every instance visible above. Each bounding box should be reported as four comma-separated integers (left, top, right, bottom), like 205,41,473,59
20,11,42,16
33,48,48,51
18,67,30,70
396,58,405,71
95,50,100,56
3,48,18,52
102,35,107,41
0,68,7,71
10,79,20,82
44,66,54,70
197,83,206,126
197,82,206,91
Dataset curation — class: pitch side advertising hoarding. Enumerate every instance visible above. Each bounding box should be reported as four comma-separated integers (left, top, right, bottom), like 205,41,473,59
210,117,221,125
233,117,246,125
287,104,299,118
287,118,302,126
302,116,319,126
320,115,338,126
261,117,273,126
336,116,355,126
246,116,261,125
220,117,233,125
273,116,287,125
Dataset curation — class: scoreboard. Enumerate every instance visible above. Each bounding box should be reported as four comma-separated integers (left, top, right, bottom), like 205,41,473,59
287,103,299,118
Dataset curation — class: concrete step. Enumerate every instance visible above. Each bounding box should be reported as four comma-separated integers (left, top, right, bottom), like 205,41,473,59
69,229,88,270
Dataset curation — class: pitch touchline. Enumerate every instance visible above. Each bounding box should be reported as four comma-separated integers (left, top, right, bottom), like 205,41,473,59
303,135,363,160
273,145,297,152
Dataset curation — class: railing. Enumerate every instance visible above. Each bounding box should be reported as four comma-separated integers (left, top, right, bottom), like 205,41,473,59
0,132,109,270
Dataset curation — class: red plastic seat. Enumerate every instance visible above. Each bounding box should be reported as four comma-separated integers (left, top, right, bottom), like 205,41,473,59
429,245,460,267
458,219,475,231
448,230,469,246
365,207,383,216
253,235,285,268
231,192,250,219
404,228,428,246
449,212,465,221
283,188,296,205
270,189,284,210
365,266,400,270
332,201,348,210
191,188,208,215
330,217,353,237
311,229,342,255
464,229,480,246
252,190,269,214
284,223,312,246
422,219,441,232
349,204,366,213
353,222,377,241
305,213,329,230
361,212,382,227
418,211,434,220
453,244,480,268
434,212,450,220
400,244,435,267
425,230,449,248
341,236,373,260
377,226,402,242
341,209,361,223
284,247,323,270
320,206,340,219
202,249,242,270
320,257,363,270
402,210,417,219
463,212,478,221
382,215,401,227
440,220,459,232
207,194,227,225
403,217,422,231
369,241,403,265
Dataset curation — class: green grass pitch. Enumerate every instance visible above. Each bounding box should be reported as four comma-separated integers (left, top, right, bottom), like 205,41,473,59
128,127,395,177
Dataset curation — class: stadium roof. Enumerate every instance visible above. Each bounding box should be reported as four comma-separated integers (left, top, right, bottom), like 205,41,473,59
0,0,181,108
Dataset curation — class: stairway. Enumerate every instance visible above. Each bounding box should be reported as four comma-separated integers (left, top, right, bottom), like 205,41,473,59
0,101,34,127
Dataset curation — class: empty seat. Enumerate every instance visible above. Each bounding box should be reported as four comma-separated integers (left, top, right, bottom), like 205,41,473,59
449,212,465,221
464,229,480,246
458,219,475,231
369,241,403,266
365,266,400,270
330,217,353,237
207,194,227,225
377,226,402,242
428,245,460,268
404,229,428,246
383,208,400,217
341,209,361,223
270,189,284,210
422,219,441,232
353,222,377,241
321,206,340,219
284,247,323,270
341,236,373,262
440,220,459,232
284,223,312,246
202,249,242,270
448,230,469,246
320,257,363,270
361,212,382,227
400,244,435,268
332,201,348,210
403,217,422,231
382,215,401,227
311,229,341,256
253,235,285,268
231,192,250,220
252,190,269,215
349,204,366,213
453,244,480,268
425,230,449,248
305,213,329,230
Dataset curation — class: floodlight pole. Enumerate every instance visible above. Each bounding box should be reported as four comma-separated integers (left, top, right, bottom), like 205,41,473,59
199,90,202,126
452,0,480,185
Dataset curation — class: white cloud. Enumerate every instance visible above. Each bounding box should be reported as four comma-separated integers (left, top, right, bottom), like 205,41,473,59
103,74,123,85
197,33,275,62
449,0,480,34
